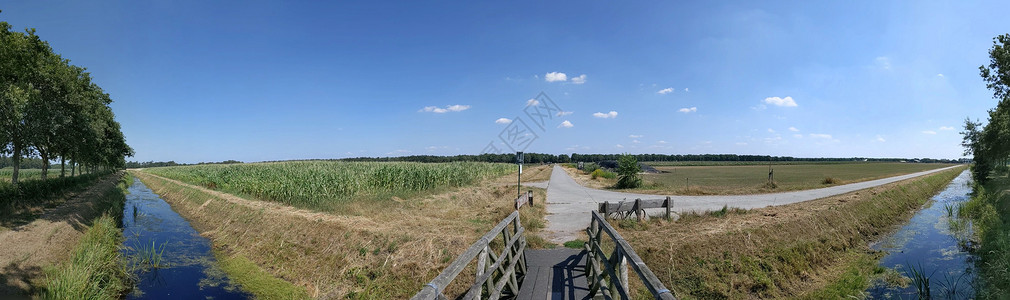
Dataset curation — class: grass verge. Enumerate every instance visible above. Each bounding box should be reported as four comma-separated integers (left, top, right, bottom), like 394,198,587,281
214,250,310,299
1,172,108,228
616,166,966,298
959,172,1010,298
38,173,131,299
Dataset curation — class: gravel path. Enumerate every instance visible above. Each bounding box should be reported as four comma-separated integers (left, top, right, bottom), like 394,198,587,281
543,164,962,243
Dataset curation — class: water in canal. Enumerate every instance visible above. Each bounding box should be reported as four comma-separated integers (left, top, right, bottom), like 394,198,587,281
866,170,977,299
122,177,251,299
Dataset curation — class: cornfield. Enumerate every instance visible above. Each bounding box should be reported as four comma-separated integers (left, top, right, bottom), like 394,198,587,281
144,161,514,209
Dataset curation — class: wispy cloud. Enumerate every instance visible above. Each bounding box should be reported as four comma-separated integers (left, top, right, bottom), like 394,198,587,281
767,128,776,133
764,96,797,107
571,74,587,84
526,99,539,106
420,104,470,113
939,126,954,130
937,73,944,78
593,111,618,119
793,134,803,139
657,87,674,94
386,149,411,155
558,120,574,128
632,139,641,144
615,144,624,148
876,56,891,70
678,107,697,113
788,127,799,132
545,72,567,82
876,135,886,142
629,134,643,138
922,130,937,135
658,140,667,144
809,133,832,139
684,88,689,92
556,111,573,116
736,142,748,146
495,118,512,124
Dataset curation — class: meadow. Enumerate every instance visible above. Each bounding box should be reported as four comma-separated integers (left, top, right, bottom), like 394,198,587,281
636,162,954,195
142,161,515,211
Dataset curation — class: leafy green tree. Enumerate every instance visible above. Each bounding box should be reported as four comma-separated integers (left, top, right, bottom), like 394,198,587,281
616,154,641,189
964,33,1010,182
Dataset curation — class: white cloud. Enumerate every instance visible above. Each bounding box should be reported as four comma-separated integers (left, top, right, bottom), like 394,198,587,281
767,128,776,133
809,133,832,139
616,144,624,148
593,111,618,119
629,135,643,138
658,140,667,144
571,74,587,84
678,107,697,113
876,135,886,142
495,118,512,124
545,72,567,82
386,149,411,155
558,120,574,128
763,96,798,107
922,130,937,135
684,88,689,92
939,126,954,130
793,134,803,139
876,56,891,70
526,99,539,106
657,87,674,94
736,142,748,146
420,104,470,113
937,73,944,77
556,111,573,116
632,139,641,144
788,126,799,132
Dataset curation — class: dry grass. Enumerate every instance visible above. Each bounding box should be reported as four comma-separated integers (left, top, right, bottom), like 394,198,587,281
615,166,966,299
132,168,550,299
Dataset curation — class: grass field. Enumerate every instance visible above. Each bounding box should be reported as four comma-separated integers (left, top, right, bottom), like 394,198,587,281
143,161,514,212
633,162,954,195
618,166,966,298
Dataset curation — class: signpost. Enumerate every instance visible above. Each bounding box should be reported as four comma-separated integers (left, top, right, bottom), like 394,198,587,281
516,152,524,199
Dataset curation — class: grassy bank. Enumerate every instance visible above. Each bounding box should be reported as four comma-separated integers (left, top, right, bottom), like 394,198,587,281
38,174,131,299
133,166,549,298
1,172,108,228
959,172,1010,298
143,161,514,211
616,166,965,298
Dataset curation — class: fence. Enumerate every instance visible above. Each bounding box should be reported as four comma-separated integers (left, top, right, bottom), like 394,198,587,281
584,210,676,299
598,197,674,221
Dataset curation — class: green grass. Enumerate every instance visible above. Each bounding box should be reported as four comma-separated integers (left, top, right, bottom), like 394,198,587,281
638,162,954,195
958,173,1010,298
1,170,108,228
563,239,585,249
144,161,514,211
214,251,310,300
39,173,130,299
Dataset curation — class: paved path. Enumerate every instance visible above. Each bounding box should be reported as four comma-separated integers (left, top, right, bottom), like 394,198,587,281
543,164,962,243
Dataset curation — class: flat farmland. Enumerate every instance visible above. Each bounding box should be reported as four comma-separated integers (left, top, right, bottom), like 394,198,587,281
637,162,955,195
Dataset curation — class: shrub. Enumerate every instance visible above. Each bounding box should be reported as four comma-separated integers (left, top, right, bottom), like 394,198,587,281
590,169,616,179
822,177,839,184
616,154,642,189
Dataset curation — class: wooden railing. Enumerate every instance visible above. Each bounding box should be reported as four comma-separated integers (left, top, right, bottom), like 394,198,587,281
412,193,534,300
515,190,533,210
598,197,674,221
585,211,676,299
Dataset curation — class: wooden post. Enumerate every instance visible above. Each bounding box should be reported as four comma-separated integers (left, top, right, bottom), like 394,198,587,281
665,196,672,220
475,246,487,300
527,190,533,207
619,247,629,293
634,198,643,222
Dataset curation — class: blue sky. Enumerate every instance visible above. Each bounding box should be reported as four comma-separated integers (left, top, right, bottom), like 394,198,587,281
3,1,1008,163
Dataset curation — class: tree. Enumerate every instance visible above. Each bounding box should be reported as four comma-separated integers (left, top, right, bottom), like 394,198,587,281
615,154,642,189
964,33,1010,182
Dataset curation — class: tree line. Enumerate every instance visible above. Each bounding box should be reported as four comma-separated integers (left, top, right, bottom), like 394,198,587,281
1,14,132,187
962,34,1010,183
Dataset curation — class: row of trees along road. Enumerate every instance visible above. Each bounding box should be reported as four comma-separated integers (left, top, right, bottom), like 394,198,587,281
963,34,1010,183
1,13,133,187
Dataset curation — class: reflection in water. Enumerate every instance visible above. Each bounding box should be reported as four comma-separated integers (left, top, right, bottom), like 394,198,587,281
866,170,976,299
122,177,251,299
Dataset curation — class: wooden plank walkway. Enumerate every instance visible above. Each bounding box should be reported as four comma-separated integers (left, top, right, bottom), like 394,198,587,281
517,249,591,300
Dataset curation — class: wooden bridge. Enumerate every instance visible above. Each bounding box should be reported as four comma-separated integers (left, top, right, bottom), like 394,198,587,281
412,193,676,300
